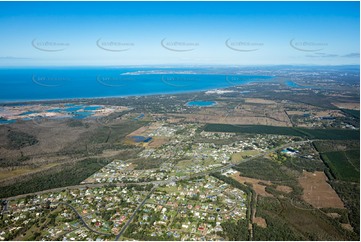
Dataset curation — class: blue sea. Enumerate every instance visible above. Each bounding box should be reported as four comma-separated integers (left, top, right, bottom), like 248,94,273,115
0,68,273,103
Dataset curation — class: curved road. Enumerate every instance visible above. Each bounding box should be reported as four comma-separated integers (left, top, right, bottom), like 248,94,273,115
55,202,113,237
4,139,313,202
3,139,315,240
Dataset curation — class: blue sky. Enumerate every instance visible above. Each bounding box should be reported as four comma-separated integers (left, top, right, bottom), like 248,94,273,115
0,1,359,66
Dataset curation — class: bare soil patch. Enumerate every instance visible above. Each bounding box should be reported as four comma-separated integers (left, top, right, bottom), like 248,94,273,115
298,171,344,208
313,110,345,118
275,185,293,193
244,98,277,104
168,102,292,126
286,111,306,115
253,217,267,228
171,113,291,127
127,126,149,136
326,213,341,219
126,122,162,137
332,102,360,110
341,223,354,232
230,172,273,197
148,137,169,148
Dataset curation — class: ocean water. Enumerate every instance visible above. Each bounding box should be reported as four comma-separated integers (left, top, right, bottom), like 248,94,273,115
0,68,273,103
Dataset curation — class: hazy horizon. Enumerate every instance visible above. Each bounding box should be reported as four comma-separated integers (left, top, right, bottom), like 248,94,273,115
0,1,359,66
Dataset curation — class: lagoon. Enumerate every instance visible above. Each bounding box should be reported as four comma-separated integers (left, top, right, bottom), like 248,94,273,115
187,101,216,107
285,81,301,88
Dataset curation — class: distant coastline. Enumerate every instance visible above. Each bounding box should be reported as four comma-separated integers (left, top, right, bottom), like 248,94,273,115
0,67,273,104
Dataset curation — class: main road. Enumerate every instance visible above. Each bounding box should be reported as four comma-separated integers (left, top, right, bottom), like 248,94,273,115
3,139,314,240
115,185,157,240
114,139,312,240
4,139,313,202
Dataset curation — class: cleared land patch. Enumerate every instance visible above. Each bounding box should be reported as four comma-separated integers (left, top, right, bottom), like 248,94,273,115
332,102,360,110
298,171,344,209
231,150,259,162
147,136,169,148
275,185,293,193
244,98,277,104
0,163,58,181
253,216,267,228
230,172,273,197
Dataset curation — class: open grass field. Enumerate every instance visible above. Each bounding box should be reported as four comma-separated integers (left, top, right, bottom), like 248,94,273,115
231,150,259,162
321,151,359,182
0,163,58,181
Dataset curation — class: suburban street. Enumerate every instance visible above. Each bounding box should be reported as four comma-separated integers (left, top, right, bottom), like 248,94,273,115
55,202,112,237
115,185,158,240
2,139,314,240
